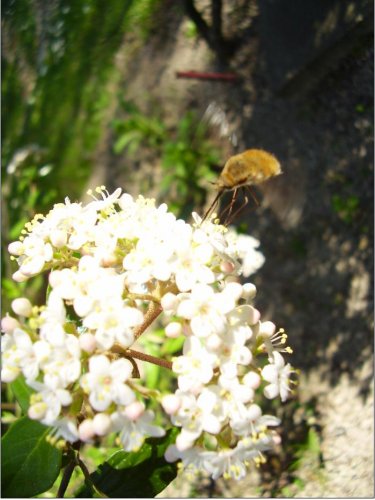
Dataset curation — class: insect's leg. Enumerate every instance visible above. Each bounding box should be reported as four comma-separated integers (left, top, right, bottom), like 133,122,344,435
220,188,237,225
226,187,249,225
245,186,259,207
202,190,223,222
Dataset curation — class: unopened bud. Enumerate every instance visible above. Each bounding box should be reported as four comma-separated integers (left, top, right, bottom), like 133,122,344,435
28,402,47,421
259,321,276,338
176,432,194,452
78,419,95,442
220,261,235,274
124,401,145,421
164,444,179,463
223,281,243,301
272,433,282,445
243,371,261,389
205,333,222,350
165,322,182,338
11,298,32,317
12,270,28,282
162,394,181,415
242,283,257,300
248,306,261,325
8,241,23,256
161,293,178,312
1,315,20,333
247,404,262,421
100,253,117,266
92,413,112,436
50,229,67,248
79,333,97,353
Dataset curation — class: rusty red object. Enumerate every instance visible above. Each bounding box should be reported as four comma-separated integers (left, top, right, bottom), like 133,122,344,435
176,70,239,82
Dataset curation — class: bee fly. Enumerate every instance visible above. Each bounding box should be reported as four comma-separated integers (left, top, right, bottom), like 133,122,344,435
203,148,282,223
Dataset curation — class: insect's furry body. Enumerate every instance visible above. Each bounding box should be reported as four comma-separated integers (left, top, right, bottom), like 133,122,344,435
203,148,282,223
216,149,282,191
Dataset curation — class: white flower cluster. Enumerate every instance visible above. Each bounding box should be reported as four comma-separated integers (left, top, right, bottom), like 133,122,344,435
2,186,294,480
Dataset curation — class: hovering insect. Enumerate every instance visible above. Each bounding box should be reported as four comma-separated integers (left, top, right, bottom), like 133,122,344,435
203,148,282,223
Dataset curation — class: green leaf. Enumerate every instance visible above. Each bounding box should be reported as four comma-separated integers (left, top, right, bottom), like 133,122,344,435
161,336,185,355
10,375,35,413
113,131,142,154
75,428,179,498
2,417,62,498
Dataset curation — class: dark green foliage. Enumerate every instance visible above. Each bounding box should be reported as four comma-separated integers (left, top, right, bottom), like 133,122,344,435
75,428,179,498
113,101,220,218
2,417,62,498
9,375,35,413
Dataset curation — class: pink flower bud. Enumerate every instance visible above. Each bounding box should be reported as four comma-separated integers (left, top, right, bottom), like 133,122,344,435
124,401,145,421
92,413,112,436
220,261,235,273
100,254,117,266
165,322,182,338
11,298,32,317
78,419,95,442
272,433,282,445
162,394,181,415
161,293,178,312
1,315,20,333
79,333,97,353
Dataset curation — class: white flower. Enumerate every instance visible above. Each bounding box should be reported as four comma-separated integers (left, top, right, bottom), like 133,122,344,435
172,388,225,450
27,382,72,426
203,447,248,480
15,235,53,277
177,285,233,338
225,230,265,277
173,336,216,393
85,186,122,212
39,291,67,346
83,301,143,350
111,407,165,452
1,315,20,334
261,351,292,402
52,417,79,443
123,237,174,285
80,355,135,411
164,444,212,477
217,320,253,379
1,329,49,383
42,334,81,389
230,403,280,436
2,186,295,481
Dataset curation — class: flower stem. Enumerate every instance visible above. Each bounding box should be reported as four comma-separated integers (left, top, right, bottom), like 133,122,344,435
112,344,173,371
133,301,163,339
57,459,75,498
126,348,173,370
